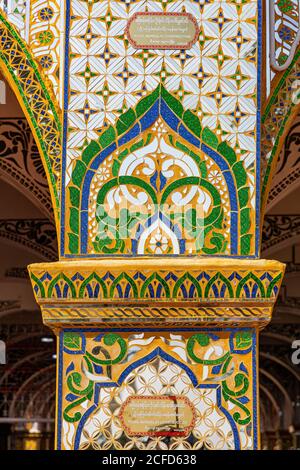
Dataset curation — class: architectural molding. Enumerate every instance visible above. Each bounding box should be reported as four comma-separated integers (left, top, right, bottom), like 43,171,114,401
4,267,28,279
277,296,300,311
0,12,61,221
28,259,284,329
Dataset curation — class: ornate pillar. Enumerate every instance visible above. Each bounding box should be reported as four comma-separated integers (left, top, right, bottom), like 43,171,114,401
26,0,285,450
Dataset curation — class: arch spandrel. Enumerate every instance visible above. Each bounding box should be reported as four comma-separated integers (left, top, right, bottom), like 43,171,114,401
64,86,255,257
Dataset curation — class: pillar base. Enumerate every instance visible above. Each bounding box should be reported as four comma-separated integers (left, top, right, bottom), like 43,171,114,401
29,258,285,450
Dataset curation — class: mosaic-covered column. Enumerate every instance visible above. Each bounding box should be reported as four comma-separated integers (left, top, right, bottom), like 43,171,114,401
26,0,285,450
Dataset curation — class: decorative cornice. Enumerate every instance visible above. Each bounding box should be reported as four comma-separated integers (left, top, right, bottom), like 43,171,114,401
262,322,300,340
0,218,57,260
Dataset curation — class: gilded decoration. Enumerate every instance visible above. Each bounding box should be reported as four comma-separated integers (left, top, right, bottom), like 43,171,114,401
0,0,289,452
28,258,285,328
28,259,284,305
261,48,300,214
57,328,258,450
0,11,61,222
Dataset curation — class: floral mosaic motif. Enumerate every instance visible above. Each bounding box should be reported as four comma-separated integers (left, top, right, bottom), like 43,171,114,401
0,12,61,216
30,267,283,301
65,85,253,257
59,329,256,450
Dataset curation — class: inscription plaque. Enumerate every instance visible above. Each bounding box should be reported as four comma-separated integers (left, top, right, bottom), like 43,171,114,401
126,12,199,50
120,395,195,437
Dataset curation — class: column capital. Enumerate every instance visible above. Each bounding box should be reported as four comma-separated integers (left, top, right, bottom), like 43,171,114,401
28,258,285,329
